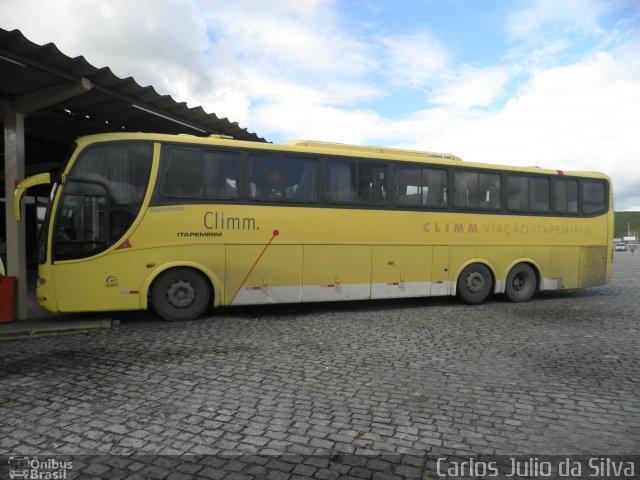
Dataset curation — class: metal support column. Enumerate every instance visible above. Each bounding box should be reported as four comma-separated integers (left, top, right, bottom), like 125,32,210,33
3,108,28,320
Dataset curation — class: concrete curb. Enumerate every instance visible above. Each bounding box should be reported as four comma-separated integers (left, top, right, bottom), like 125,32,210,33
0,317,114,341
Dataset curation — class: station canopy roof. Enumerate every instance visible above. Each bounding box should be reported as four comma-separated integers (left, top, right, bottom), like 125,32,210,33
0,27,265,190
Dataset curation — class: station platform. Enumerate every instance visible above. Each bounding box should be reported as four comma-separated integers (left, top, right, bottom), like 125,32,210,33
0,270,115,341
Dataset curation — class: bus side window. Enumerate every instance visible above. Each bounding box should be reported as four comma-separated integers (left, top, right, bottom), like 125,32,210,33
204,150,240,198
326,160,357,202
394,165,422,205
582,180,607,214
555,179,578,214
162,148,204,196
424,168,448,207
454,171,500,210
394,166,446,208
479,173,501,209
507,176,528,211
454,171,479,208
507,175,550,212
358,163,387,204
249,155,318,202
530,177,550,212
248,154,284,200
284,157,318,201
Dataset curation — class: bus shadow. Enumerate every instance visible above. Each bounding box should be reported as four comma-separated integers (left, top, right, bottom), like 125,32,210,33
112,288,613,327
113,296,466,326
535,286,613,301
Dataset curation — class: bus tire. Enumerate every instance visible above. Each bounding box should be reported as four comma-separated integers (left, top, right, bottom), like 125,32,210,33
505,263,537,303
151,268,210,321
457,263,492,304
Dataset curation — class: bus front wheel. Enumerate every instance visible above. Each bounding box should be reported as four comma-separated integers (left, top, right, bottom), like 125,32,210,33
151,268,210,321
505,263,537,303
457,263,492,304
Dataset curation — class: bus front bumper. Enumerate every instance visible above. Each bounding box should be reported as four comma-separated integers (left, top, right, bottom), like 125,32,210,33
36,265,58,313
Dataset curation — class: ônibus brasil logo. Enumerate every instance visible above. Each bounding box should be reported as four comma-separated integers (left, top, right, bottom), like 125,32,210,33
7,456,73,479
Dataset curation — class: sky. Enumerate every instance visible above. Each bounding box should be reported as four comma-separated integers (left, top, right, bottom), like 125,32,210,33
3,0,640,209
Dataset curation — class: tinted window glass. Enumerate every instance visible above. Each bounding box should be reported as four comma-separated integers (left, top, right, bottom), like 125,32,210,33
162,148,203,196
162,148,240,198
530,177,550,212
425,169,448,206
249,155,284,200
249,155,318,201
582,181,607,214
395,166,447,207
479,173,502,209
395,165,422,205
327,160,358,202
507,176,550,212
284,157,318,201
455,172,501,210
71,143,152,206
204,151,240,197
54,182,109,261
507,176,529,211
326,160,387,204
358,163,387,204
454,172,479,208
326,160,357,202
554,179,578,214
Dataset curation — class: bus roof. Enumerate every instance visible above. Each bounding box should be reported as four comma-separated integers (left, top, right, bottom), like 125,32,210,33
71,132,610,180
284,139,463,162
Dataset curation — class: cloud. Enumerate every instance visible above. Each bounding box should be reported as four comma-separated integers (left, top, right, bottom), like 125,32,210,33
429,66,513,108
201,0,374,78
2,0,212,98
506,0,610,40
196,0,380,123
252,101,387,146
378,33,450,88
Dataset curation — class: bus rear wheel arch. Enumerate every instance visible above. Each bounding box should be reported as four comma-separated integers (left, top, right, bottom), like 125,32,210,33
505,263,537,303
457,263,493,304
151,267,211,321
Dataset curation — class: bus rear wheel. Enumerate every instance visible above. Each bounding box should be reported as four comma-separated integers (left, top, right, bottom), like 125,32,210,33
505,263,537,303
457,263,492,304
151,268,210,321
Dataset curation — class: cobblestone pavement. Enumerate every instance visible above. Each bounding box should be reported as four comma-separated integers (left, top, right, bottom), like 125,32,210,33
1,254,639,479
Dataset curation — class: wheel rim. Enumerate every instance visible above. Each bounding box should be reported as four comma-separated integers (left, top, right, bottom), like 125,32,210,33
512,273,527,292
465,271,485,293
166,280,195,308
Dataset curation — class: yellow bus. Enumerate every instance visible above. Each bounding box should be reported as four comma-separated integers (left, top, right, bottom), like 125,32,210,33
14,133,613,321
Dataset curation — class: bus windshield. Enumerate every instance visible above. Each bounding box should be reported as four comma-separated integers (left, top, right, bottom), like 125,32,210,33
53,142,153,261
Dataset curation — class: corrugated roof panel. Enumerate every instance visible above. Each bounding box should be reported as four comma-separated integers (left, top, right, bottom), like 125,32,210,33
0,27,265,144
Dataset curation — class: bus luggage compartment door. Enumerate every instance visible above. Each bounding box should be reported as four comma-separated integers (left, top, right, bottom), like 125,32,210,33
302,245,372,302
371,246,432,298
431,246,450,296
225,245,302,305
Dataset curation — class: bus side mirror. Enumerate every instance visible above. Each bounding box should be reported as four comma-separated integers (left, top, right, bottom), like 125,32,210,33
13,172,52,221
